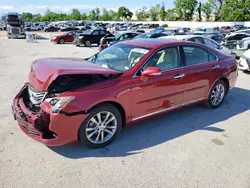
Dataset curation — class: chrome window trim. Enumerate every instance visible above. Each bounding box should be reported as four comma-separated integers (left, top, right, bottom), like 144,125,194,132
132,43,219,79
132,97,204,121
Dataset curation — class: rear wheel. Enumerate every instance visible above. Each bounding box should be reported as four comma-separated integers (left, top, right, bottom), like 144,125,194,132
79,104,122,148
59,38,65,44
205,80,227,109
84,40,91,47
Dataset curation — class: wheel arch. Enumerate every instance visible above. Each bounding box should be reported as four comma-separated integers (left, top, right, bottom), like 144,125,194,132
88,101,126,127
207,77,230,99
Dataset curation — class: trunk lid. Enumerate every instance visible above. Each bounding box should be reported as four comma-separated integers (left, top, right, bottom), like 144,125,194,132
29,58,121,91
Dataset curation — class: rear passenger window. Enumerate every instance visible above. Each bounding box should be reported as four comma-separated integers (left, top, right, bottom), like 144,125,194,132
183,46,216,66
188,37,203,44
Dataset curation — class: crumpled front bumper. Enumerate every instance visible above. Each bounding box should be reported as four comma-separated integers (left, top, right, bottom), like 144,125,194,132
12,83,88,146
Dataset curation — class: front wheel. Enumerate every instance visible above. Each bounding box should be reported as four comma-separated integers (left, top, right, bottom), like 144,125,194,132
79,104,122,148
84,40,91,47
205,80,227,109
59,38,65,44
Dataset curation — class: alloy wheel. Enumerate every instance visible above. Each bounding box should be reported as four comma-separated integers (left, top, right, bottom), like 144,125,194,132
85,111,117,144
211,83,225,106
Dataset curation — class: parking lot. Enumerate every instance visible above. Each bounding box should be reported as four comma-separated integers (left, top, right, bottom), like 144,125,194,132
1,31,250,188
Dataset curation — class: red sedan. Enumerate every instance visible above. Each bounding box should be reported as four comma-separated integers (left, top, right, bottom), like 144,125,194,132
12,39,238,148
51,31,75,44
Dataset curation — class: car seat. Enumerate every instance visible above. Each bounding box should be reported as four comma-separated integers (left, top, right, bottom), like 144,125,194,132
157,48,178,70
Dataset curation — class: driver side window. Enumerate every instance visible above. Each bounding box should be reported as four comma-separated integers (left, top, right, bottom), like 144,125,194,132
142,47,180,72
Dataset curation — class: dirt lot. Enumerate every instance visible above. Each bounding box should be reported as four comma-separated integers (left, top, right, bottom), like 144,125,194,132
0,31,250,188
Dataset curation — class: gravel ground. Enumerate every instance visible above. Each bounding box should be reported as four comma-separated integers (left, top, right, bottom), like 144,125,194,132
0,31,250,188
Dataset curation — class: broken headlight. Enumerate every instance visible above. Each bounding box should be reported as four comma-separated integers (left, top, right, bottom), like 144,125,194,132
45,96,75,113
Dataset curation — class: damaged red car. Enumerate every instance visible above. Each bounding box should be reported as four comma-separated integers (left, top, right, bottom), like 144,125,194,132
12,39,238,148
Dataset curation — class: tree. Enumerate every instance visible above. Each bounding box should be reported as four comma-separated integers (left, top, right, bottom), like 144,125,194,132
209,0,224,21
81,13,87,20
220,0,250,21
175,0,198,21
70,9,81,20
117,6,133,21
197,2,202,21
165,8,179,21
160,2,166,21
136,7,149,21
201,0,213,21
88,8,100,20
109,10,118,21
101,8,112,21
149,4,161,21
21,12,33,22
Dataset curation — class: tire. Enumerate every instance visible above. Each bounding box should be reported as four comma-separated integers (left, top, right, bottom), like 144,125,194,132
59,38,65,44
205,80,227,109
84,40,91,47
79,104,122,148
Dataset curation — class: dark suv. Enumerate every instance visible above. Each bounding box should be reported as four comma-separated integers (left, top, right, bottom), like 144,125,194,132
73,29,107,47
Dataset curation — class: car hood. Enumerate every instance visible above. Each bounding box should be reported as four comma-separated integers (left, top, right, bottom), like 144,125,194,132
29,58,121,91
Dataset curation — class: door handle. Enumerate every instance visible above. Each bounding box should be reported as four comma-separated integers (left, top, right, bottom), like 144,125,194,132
212,65,220,70
174,73,185,79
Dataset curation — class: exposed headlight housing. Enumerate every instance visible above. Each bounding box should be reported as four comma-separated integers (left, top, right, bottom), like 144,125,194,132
45,96,75,113
78,36,84,39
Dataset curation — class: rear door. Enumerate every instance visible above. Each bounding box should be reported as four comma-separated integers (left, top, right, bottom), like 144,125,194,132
91,30,101,43
181,45,221,103
65,32,74,42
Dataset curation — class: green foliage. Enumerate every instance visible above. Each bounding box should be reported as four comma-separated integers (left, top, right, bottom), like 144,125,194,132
70,9,81,20
175,0,198,21
160,2,166,21
88,8,101,20
220,0,250,21
165,8,179,21
21,12,33,22
136,7,149,21
149,4,161,21
201,0,214,21
81,13,87,20
117,6,133,21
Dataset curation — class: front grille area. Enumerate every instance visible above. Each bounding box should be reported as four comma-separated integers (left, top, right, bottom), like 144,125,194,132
11,27,20,35
28,85,46,105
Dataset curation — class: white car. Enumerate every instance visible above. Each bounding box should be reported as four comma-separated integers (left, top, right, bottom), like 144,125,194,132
238,49,250,71
159,35,232,55
236,37,250,50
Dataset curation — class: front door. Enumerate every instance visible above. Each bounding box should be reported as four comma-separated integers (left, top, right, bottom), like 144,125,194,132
131,46,186,120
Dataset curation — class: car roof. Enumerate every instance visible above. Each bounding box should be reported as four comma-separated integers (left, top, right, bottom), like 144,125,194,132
121,38,190,48
159,35,208,40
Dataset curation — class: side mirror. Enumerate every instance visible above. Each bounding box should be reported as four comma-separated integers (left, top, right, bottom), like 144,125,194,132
141,67,161,81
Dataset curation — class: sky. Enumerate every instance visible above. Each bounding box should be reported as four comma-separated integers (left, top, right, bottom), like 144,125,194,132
0,0,178,15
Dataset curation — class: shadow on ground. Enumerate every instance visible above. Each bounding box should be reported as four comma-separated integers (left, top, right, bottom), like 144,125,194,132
49,87,250,158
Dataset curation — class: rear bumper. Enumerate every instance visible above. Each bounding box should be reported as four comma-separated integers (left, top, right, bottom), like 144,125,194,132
12,83,88,146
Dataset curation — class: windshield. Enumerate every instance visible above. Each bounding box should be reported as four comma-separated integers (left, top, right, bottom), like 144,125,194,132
135,33,152,39
87,43,151,72
113,33,122,39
